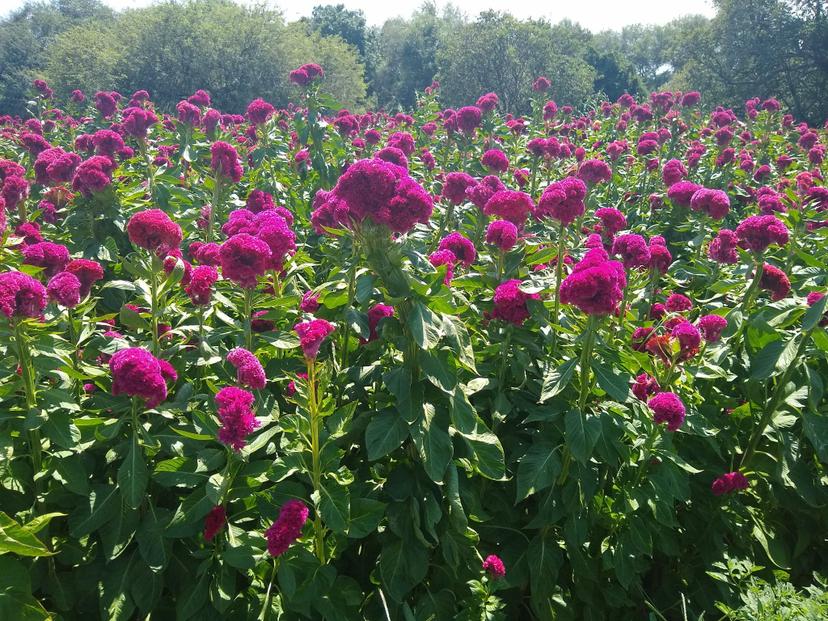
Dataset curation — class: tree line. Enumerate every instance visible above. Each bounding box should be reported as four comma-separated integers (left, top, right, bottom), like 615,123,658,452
1,0,827,123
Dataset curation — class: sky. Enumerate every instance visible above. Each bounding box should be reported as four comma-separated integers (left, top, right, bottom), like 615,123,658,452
1,0,716,30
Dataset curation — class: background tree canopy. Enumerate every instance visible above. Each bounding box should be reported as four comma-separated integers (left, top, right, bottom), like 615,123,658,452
1,0,827,122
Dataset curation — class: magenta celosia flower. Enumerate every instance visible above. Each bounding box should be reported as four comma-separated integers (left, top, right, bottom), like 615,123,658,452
535,178,587,225
481,149,509,173
648,242,672,274
245,190,275,215
456,106,482,134
672,321,701,360
0,271,47,318
476,92,499,112
632,326,655,352
2,175,29,209
46,271,81,308
94,91,117,118
210,141,243,183
708,229,739,264
429,249,456,285
71,155,116,196
438,232,476,267
533,76,551,92
294,319,335,359
665,293,692,313
466,176,506,209
266,499,309,557
310,189,350,235
329,158,433,234
759,263,790,301
485,220,518,251
662,159,687,186
22,241,70,278
33,147,81,185
203,506,226,542
482,554,506,580
365,303,394,342
65,258,104,297
375,146,408,169
226,347,266,390
122,107,158,138
491,279,539,326
215,386,260,451
612,234,651,269
711,471,749,496
697,315,727,342
256,214,296,271
387,131,415,156
110,347,171,408
300,291,320,313
632,373,659,401
442,172,476,205
649,392,686,431
736,215,789,253
577,159,612,184
690,188,730,220
220,234,270,289
184,265,218,306
560,249,627,316
667,181,701,208
127,209,183,254
247,98,275,125
594,208,627,235
481,190,533,226
176,100,201,125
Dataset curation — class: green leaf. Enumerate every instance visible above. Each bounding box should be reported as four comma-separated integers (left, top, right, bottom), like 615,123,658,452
365,410,409,460
750,339,786,380
0,557,51,621
380,538,429,602
565,409,602,464
136,509,168,572
527,533,562,610
802,410,828,463
774,335,801,375
319,477,350,534
119,304,150,331
802,294,828,331
118,433,148,509
41,410,80,449
408,301,442,350
347,498,386,539
516,440,561,501
442,315,476,372
410,404,453,483
460,431,506,480
539,358,577,403
176,570,209,620
69,484,120,538
0,512,54,557
593,362,631,402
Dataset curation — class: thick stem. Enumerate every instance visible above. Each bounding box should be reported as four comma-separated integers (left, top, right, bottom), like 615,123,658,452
739,253,765,316
631,424,660,488
307,359,326,564
149,257,161,356
243,288,254,351
13,319,41,490
339,243,359,370
577,315,599,413
436,203,454,242
259,558,280,621
207,176,222,242
551,220,567,349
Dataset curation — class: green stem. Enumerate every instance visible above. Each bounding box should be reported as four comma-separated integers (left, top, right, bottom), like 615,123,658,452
740,329,812,469
551,220,567,349
340,243,359,370
149,256,161,356
436,203,454,242
739,253,765,316
13,319,41,491
259,558,280,621
243,288,254,351
307,359,326,564
207,176,222,243
632,424,660,488
577,315,599,413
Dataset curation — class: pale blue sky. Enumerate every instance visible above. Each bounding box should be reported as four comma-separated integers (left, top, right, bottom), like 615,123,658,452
1,0,716,30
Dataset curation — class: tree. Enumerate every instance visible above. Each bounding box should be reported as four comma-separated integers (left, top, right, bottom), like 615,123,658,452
307,4,367,55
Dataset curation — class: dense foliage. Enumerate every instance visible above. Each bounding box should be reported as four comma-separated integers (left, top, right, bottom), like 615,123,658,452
2,0,828,122
0,68,827,620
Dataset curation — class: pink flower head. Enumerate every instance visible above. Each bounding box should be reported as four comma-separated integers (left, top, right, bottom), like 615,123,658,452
632,326,655,352
210,141,243,183
671,321,701,360
697,314,727,342
294,319,335,359
482,554,506,579
365,303,394,342
429,249,456,285
736,215,789,253
46,271,81,308
711,471,749,496
662,159,687,186
65,258,104,297
532,76,551,92
438,232,476,267
594,208,627,235
612,234,651,269
690,188,730,220
246,98,275,125
442,172,476,205
122,106,158,139
220,234,270,289
226,347,266,390
708,229,739,264
300,291,320,313
466,175,506,209
1,175,29,209
127,209,182,254
577,159,612,184
667,181,701,208
560,250,627,315
71,155,116,195
648,392,686,431
665,293,692,313
492,279,539,326
759,263,790,301
94,91,117,118
648,242,672,274
215,386,260,451
481,149,509,173
185,265,218,305
266,499,309,557
484,190,534,226
485,220,518,251
0,271,47,318
632,373,659,401
536,178,587,225
22,241,70,278
203,506,226,542
109,347,171,408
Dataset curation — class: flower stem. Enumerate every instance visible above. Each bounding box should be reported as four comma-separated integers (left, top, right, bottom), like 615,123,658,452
739,253,765,316
632,424,660,488
259,558,280,621
339,242,359,370
577,315,599,413
551,220,567,349
13,318,41,492
306,359,326,564
207,176,222,242
243,288,254,351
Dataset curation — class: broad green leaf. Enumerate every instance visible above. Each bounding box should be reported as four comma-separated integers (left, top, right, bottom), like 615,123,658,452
319,477,350,534
365,410,409,460
802,409,828,463
0,512,53,557
593,362,631,402
539,358,577,403
408,301,442,350
118,433,149,509
379,538,429,602
565,409,601,464
410,404,453,483
516,440,561,501
347,498,386,539
802,294,828,331
69,484,121,538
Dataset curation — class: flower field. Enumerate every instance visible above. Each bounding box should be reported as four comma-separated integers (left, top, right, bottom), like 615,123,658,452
1,73,827,620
